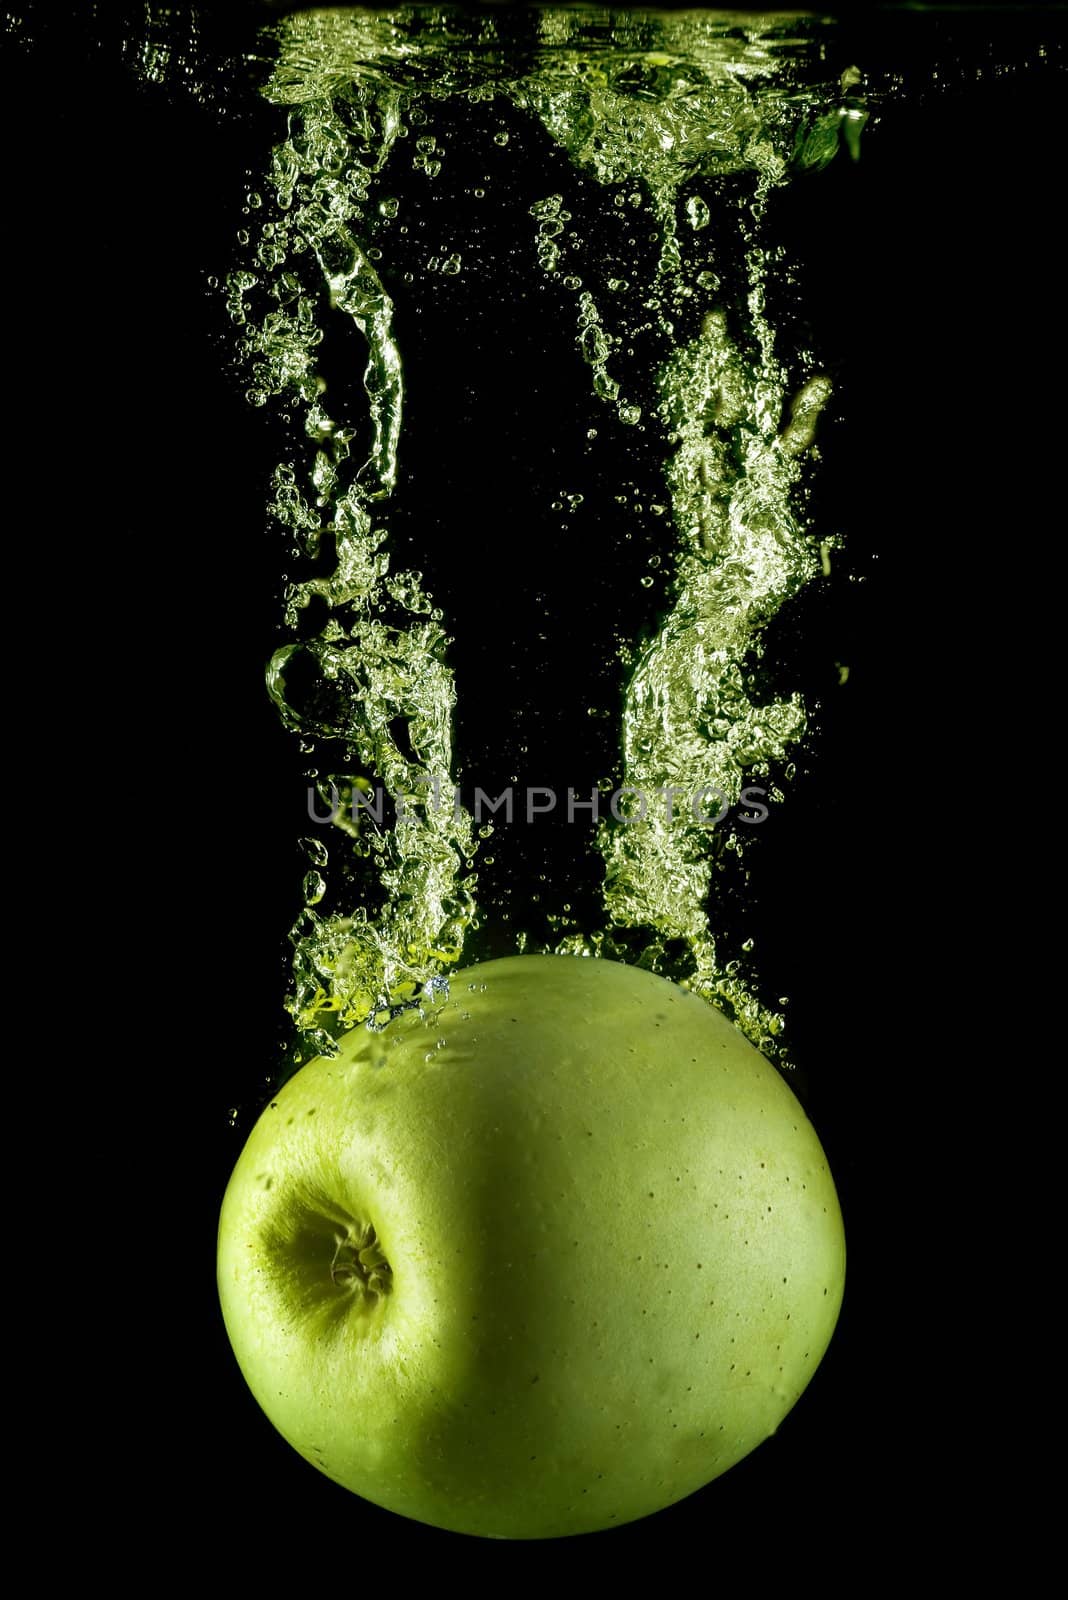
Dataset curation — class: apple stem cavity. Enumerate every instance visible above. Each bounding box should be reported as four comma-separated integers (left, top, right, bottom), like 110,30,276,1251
330,1221,393,1304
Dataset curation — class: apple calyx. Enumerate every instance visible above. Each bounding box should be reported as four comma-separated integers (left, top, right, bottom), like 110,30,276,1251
330,1220,392,1304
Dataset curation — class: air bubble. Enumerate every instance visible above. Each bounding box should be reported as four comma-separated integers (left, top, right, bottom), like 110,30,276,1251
686,195,711,231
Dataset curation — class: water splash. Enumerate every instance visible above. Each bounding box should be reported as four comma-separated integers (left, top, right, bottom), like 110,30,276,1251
500,13,852,1046
230,61,477,1059
228,7,866,1060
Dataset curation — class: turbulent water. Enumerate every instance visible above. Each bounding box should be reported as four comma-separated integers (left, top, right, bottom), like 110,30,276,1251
112,4,1065,1065
210,6,872,1062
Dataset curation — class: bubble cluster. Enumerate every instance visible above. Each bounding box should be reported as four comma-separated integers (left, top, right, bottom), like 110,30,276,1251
230,6,864,1057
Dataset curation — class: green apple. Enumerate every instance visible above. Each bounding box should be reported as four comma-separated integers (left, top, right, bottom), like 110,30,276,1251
218,954,844,1538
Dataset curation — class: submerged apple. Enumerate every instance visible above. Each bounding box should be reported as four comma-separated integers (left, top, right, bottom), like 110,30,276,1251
218,955,844,1538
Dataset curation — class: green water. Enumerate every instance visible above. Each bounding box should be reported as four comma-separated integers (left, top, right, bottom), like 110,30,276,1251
224,6,868,1061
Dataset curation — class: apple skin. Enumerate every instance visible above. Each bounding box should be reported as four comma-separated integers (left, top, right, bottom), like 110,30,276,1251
218,955,844,1538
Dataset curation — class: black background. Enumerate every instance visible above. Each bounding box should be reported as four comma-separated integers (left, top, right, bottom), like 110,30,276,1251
15,0,1060,1576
